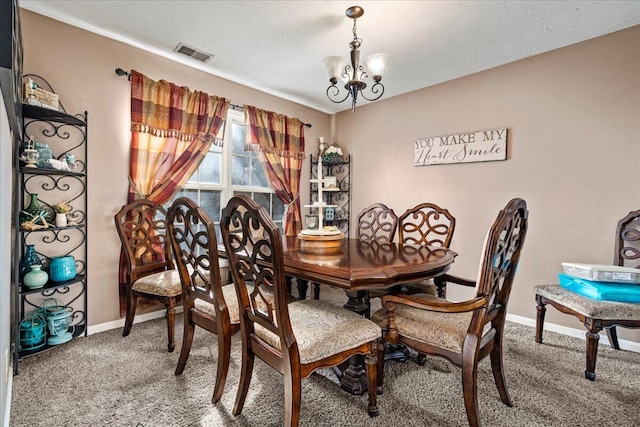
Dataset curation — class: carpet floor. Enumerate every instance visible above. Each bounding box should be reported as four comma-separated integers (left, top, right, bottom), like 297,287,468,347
10,285,640,426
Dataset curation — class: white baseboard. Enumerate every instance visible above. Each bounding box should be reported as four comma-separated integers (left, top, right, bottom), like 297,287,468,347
87,306,183,335
2,373,11,427
506,313,640,353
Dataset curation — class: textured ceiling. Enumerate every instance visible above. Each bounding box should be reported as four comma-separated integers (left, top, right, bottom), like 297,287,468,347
20,1,640,114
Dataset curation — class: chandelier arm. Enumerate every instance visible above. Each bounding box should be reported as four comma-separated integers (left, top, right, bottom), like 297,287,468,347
326,85,352,104
359,81,385,102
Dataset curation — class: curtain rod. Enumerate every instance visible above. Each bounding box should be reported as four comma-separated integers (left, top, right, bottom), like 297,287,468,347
115,68,312,128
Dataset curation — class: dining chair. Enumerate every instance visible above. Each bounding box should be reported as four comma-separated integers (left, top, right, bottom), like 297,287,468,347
357,203,398,243
357,203,398,314
114,199,182,352
167,196,240,403
397,202,456,298
221,195,381,426
314,202,398,304
372,198,528,427
534,208,640,380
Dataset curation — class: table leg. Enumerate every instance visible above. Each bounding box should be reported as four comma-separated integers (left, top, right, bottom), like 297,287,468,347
343,290,369,316
296,279,309,300
334,290,371,395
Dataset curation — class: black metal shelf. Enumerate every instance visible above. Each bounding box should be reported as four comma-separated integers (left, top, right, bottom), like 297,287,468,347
18,324,86,359
19,274,86,295
13,82,88,374
19,223,86,233
22,103,86,126
20,167,85,177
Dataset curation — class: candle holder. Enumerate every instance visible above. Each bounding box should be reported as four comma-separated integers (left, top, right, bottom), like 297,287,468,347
19,135,39,168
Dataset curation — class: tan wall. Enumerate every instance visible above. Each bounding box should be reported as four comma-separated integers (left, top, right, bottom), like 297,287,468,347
333,26,640,343
20,10,330,325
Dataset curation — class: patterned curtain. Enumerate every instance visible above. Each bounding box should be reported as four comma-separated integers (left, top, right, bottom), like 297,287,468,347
127,70,231,204
119,70,230,315
244,105,306,236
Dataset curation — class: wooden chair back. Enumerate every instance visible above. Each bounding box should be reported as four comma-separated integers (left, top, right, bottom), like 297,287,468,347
398,202,455,247
356,203,398,242
615,209,640,268
472,198,528,334
167,197,226,316
114,199,174,281
221,195,292,352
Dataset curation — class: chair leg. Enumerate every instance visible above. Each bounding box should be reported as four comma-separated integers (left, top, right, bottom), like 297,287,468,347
366,347,379,417
212,332,232,404
605,326,620,350
416,353,428,366
122,291,137,337
376,340,385,395
585,329,600,381
490,340,512,406
313,282,321,300
232,346,255,416
175,314,195,375
462,351,481,427
166,302,176,353
283,366,302,427
535,295,546,344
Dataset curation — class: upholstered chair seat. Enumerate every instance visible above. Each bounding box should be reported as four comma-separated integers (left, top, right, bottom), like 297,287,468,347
132,270,182,297
371,294,471,353
535,284,640,321
254,299,382,364
193,283,276,325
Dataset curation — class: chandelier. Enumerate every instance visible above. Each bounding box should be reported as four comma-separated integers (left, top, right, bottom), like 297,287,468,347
323,6,389,111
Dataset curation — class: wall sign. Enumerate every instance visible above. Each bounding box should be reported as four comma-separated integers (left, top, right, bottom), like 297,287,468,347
414,128,507,166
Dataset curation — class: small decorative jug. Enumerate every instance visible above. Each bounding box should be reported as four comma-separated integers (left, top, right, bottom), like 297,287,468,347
55,212,68,227
23,265,48,289
20,244,42,279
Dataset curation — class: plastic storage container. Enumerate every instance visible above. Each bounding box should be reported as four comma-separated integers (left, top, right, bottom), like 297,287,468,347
558,273,640,303
561,263,640,284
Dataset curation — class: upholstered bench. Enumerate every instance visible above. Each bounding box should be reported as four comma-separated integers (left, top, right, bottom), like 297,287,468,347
533,284,640,381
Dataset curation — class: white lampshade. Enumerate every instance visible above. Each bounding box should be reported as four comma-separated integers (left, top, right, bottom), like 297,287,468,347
322,56,346,81
365,53,389,79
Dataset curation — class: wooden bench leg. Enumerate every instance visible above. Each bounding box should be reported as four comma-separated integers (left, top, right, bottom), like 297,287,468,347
535,294,546,344
585,318,602,381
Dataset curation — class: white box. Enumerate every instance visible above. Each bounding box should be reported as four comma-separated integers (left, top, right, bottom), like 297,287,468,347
561,262,640,284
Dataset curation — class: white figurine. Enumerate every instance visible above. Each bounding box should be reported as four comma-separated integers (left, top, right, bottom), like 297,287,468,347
48,159,71,171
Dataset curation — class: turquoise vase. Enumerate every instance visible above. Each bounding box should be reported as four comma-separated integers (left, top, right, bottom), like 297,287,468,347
23,265,48,289
20,244,42,279
49,256,76,282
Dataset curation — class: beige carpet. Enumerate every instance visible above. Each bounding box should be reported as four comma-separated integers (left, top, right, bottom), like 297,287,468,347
10,285,640,426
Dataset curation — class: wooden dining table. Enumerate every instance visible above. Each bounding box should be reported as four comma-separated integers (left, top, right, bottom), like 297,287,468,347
219,236,457,395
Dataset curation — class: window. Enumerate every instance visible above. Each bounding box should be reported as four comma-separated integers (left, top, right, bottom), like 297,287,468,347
172,109,284,238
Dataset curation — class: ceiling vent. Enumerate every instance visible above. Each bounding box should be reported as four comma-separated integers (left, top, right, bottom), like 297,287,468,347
173,43,213,63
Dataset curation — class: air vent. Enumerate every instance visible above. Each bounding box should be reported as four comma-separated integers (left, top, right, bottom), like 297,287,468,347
173,43,213,63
